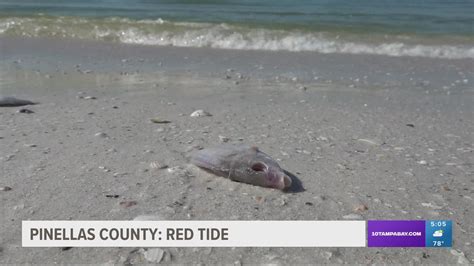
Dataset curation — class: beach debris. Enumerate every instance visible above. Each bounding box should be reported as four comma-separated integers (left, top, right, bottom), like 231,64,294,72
113,172,128,177
276,196,288,206
441,184,451,191
0,96,36,107
305,202,314,206
406,123,415,128
18,108,34,114
356,139,378,145
98,166,111,172
61,247,73,251
253,196,265,204
190,144,292,190
82,96,96,100
218,135,230,142
342,213,363,220
105,194,119,198
150,161,168,170
120,201,138,208
142,248,166,263
1,154,12,161
421,202,443,209
322,251,333,260
190,110,212,117
354,204,368,212
150,118,171,124
95,132,108,138
316,136,328,142
13,203,25,210
168,166,184,174
0,186,12,191
450,249,470,264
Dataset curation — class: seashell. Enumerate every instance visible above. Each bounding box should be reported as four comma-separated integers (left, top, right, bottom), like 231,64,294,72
190,110,212,117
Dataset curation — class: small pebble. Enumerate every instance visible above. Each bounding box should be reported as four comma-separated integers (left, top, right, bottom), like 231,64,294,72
105,194,119,198
418,160,428,165
218,135,230,142
95,132,108,138
83,96,96,100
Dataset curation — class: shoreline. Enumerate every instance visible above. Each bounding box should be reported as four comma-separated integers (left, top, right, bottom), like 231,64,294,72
0,36,473,264
2,36,473,93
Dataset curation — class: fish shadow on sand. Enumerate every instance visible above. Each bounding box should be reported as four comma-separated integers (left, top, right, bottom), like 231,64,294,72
283,170,305,193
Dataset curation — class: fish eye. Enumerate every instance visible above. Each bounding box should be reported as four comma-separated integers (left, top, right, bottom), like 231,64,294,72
251,162,267,172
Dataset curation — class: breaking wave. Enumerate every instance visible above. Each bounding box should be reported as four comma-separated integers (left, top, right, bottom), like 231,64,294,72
1,15,473,59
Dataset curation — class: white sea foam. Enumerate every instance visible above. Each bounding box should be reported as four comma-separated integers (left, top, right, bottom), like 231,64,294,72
1,16,473,59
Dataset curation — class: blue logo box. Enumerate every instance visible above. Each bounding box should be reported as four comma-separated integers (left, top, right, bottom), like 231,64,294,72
425,220,452,247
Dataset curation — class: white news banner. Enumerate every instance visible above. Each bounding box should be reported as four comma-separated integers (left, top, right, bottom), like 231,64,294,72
23,221,366,247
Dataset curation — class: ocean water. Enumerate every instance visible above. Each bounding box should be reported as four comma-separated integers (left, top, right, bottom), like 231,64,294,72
0,0,473,58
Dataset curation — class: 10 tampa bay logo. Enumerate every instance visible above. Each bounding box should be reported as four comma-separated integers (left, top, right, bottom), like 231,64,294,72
368,220,452,247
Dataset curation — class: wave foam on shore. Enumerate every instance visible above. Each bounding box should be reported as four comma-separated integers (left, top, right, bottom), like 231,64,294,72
1,16,473,59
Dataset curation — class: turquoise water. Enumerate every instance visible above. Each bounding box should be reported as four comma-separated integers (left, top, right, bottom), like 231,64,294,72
1,0,473,58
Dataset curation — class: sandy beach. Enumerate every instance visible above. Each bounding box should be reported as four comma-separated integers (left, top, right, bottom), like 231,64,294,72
1,37,473,264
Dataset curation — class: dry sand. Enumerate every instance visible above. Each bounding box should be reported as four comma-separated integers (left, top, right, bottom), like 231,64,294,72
0,37,473,264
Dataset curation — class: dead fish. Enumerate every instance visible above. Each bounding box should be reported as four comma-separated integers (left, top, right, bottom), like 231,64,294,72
190,144,291,190
0,96,36,107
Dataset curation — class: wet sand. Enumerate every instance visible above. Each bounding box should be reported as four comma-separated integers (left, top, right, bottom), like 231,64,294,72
0,37,473,264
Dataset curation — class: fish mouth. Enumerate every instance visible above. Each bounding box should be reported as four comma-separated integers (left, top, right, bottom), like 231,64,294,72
271,174,292,190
